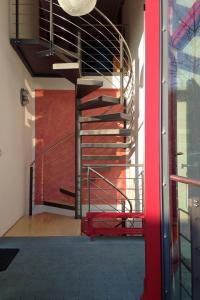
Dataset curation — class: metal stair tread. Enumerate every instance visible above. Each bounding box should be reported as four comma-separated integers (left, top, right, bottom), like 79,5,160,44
10,39,79,82
82,164,133,167
80,113,130,123
78,96,120,111
80,129,131,136
77,79,103,98
82,166,109,171
81,143,131,148
53,68,80,84
82,155,126,161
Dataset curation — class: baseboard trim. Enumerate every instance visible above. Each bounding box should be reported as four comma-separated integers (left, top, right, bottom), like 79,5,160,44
32,205,75,217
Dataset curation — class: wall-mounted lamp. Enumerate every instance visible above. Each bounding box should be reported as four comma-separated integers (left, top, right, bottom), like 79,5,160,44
20,88,29,106
57,0,97,16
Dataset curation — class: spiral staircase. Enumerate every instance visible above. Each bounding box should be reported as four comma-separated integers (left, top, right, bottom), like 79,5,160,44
10,0,144,237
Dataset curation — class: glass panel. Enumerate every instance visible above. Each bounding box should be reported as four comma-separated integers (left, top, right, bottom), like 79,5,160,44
180,236,191,270
168,0,200,298
178,182,189,212
181,287,192,300
179,210,191,241
169,0,200,180
181,264,192,298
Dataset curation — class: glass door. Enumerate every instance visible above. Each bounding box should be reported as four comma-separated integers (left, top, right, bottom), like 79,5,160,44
166,0,200,299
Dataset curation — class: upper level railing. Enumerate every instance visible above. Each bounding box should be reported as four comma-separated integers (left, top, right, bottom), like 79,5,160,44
9,0,134,104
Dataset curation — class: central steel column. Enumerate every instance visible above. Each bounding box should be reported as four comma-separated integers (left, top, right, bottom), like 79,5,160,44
75,89,82,219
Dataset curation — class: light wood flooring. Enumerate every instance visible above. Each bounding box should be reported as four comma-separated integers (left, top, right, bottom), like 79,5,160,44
4,213,81,237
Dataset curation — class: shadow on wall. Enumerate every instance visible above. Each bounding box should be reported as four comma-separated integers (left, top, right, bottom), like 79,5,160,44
23,78,36,214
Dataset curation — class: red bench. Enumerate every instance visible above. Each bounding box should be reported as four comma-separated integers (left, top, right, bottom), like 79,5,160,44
81,212,144,237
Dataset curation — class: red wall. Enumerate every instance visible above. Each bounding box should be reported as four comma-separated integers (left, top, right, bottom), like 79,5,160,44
35,89,126,207
35,90,75,205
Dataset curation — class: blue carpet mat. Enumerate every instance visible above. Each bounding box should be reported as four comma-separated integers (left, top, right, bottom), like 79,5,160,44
0,237,144,300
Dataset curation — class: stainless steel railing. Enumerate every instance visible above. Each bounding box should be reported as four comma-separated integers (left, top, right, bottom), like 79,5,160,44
10,0,136,132
84,167,144,214
11,0,139,216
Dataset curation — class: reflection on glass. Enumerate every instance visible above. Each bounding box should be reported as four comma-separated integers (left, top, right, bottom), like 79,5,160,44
180,236,191,270
179,210,191,241
178,183,188,212
181,264,192,298
170,1,200,181
168,0,200,298
181,287,192,300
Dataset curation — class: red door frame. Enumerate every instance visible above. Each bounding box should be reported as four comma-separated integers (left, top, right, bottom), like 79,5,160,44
142,1,161,299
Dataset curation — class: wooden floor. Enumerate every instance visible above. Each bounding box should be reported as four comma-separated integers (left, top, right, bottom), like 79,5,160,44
4,213,81,237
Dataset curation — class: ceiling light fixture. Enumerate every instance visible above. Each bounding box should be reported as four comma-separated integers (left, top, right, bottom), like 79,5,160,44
57,0,97,17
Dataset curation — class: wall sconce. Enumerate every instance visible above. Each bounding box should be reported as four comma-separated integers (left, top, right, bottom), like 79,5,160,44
20,88,29,106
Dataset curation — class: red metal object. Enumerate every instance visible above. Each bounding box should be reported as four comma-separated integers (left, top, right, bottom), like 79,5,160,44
81,212,144,237
141,0,161,299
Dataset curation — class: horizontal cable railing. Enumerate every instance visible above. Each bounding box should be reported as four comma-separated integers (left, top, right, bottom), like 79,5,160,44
84,167,144,215
10,0,135,112
87,167,132,213
29,133,75,215
10,0,137,146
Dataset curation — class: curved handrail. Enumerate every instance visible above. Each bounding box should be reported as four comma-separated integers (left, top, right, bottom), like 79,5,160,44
94,7,133,76
88,167,133,212
40,29,120,89
30,133,73,166
92,7,134,94
41,4,123,66
170,175,200,187
48,0,131,65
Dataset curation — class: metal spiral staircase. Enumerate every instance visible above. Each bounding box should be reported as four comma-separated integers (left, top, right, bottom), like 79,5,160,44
10,0,144,237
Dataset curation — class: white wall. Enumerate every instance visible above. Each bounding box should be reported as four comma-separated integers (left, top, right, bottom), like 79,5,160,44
123,0,145,166
0,0,34,236
122,0,145,210
10,0,39,39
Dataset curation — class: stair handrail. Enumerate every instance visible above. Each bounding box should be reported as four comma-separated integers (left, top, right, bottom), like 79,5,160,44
30,133,73,167
39,8,122,90
42,0,131,66
87,167,133,213
40,0,133,93
29,133,75,215
93,7,133,90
